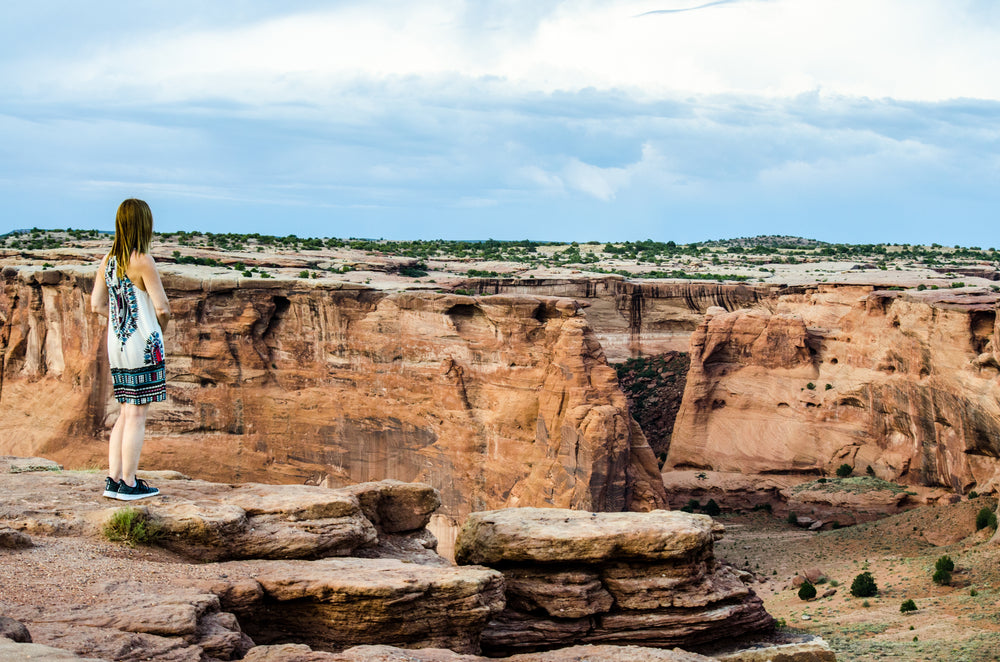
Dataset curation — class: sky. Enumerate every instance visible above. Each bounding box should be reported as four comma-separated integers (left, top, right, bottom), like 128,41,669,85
1,0,999,245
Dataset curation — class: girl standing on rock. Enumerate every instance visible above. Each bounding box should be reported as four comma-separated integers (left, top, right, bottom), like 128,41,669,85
91,199,171,500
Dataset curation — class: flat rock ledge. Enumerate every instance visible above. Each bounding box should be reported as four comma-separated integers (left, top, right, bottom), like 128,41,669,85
455,508,775,656
211,558,505,654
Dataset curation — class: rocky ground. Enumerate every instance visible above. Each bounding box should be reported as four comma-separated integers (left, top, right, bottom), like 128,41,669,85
0,457,834,662
713,498,1000,661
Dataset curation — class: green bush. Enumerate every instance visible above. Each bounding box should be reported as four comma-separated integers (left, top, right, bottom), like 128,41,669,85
935,555,955,573
866,465,876,477
850,571,878,597
969,490,979,499
932,568,952,586
836,463,853,478
798,581,817,601
787,512,798,525
806,382,815,390
976,507,997,530
102,507,161,547
704,499,721,517
900,599,917,613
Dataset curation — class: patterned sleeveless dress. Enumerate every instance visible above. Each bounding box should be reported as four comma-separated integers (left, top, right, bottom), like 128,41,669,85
105,255,167,405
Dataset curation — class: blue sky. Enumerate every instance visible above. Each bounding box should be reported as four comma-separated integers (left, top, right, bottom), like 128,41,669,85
2,1,998,245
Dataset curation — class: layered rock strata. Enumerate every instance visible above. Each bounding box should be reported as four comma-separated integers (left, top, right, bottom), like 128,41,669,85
0,265,667,517
462,277,769,360
667,287,1000,494
454,508,774,656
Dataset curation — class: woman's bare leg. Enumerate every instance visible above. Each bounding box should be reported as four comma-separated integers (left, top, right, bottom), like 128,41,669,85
119,403,149,487
108,408,126,481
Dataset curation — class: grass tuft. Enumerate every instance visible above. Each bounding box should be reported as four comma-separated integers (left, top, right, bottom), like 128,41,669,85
102,507,162,547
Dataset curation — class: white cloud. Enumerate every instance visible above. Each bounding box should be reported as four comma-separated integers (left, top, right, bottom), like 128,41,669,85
7,0,1000,105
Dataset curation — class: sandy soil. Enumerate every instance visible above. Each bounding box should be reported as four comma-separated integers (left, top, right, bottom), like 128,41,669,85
714,497,1000,661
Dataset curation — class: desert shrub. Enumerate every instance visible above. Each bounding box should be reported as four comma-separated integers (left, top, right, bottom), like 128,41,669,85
299,270,309,278
935,555,955,573
399,265,429,278
969,490,979,499
704,499,721,516
836,463,853,478
975,506,997,530
825,383,833,390
806,382,815,390
752,503,772,513
932,568,952,586
798,581,817,601
850,571,878,597
970,588,979,597
900,599,917,613
787,512,798,525
866,465,876,477
102,508,161,547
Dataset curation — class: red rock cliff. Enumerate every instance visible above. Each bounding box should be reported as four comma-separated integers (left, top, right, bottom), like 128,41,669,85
667,285,1000,493
0,265,667,516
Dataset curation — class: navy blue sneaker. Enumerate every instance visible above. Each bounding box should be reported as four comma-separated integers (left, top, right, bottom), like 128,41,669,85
103,477,121,499
117,478,160,501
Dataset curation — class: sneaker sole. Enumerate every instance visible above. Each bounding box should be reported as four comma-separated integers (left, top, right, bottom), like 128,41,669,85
116,491,160,501
102,490,120,499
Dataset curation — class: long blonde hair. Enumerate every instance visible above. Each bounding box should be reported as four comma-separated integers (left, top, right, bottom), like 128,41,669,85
110,199,153,279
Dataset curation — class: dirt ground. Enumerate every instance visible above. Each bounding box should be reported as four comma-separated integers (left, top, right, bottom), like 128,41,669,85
713,497,1000,661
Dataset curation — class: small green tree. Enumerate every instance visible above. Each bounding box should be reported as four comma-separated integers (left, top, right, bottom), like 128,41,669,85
704,499,721,517
836,464,853,478
976,507,997,530
798,581,817,601
932,568,952,586
900,599,917,613
935,555,955,573
850,571,878,597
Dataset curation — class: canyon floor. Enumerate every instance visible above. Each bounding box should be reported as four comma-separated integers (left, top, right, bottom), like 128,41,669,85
713,497,1000,662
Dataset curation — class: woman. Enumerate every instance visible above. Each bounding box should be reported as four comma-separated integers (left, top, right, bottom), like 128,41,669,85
91,199,171,500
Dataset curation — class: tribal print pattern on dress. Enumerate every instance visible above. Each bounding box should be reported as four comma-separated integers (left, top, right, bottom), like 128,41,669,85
106,257,139,349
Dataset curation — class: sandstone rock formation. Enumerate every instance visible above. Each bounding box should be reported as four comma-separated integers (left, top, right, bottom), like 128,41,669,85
454,508,774,656
667,287,1000,494
0,265,667,517
461,277,769,360
240,643,717,661
0,461,832,662
0,465,503,659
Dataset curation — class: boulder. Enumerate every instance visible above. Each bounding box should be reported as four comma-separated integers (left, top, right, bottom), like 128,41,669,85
455,509,722,565
242,643,716,661
339,480,441,533
0,615,31,643
0,527,33,549
455,508,774,655
220,558,505,654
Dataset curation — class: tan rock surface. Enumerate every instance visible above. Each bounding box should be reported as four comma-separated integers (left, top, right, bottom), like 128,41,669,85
454,508,721,565
667,286,1000,494
0,266,666,517
455,508,774,655
228,558,504,654
242,643,716,661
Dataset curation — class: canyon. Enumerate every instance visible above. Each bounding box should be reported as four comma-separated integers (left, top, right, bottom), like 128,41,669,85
0,265,669,519
666,285,1000,496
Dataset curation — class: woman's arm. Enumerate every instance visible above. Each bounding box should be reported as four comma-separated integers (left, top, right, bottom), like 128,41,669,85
91,254,110,316
134,253,172,330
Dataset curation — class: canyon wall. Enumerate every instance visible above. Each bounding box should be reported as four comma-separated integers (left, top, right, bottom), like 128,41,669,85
667,285,1000,493
0,265,667,517
463,277,769,361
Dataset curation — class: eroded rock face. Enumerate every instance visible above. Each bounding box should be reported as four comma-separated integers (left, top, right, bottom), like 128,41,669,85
221,558,505,654
668,287,1000,494
462,277,769,360
454,508,774,655
0,266,666,517
241,643,717,662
